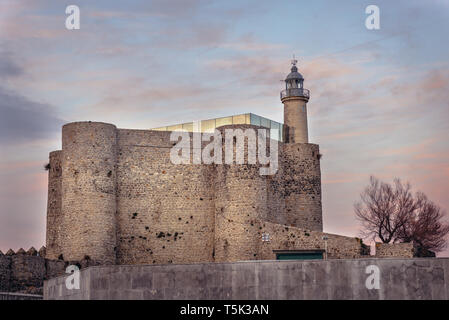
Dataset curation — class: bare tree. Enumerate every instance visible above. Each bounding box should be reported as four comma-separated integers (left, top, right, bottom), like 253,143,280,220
355,176,449,252
397,192,449,252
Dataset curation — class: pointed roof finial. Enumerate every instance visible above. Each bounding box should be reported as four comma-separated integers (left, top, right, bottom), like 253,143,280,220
291,54,298,67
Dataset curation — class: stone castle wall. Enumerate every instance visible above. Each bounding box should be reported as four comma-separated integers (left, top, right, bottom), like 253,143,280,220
0,247,65,294
213,125,272,262
257,221,367,259
213,157,268,262
375,242,415,258
212,125,322,261
45,121,360,265
46,151,62,260
115,129,215,265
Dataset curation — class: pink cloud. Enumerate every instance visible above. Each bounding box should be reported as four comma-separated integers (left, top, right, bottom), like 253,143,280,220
302,57,360,80
379,138,437,157
322,172,366,185
0,161,43,171
0,171,47,196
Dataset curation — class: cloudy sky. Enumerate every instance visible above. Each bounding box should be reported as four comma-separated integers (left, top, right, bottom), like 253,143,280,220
0,0,448,256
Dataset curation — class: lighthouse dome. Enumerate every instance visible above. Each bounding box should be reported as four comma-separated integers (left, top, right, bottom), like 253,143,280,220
285,65,304,81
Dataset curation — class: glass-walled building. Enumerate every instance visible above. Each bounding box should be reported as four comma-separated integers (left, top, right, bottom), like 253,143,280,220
151,113,284,141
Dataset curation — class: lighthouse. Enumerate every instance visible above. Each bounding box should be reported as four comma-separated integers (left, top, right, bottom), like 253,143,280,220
281,58,310,143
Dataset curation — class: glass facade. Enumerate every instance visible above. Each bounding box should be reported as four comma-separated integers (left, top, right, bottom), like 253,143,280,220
215,116,233,128
167,124,182,131
150,113,283,141
201,119,216,133
250,113,261,126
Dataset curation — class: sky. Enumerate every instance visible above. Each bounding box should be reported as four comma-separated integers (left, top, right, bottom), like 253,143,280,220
0,0,448,256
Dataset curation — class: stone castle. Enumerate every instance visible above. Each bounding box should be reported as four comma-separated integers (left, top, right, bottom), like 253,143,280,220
42,61,417,267
0,61,432,298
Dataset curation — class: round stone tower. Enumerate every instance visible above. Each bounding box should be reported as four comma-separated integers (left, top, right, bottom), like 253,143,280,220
281,58,310,143
213,124,269,262
60,122,118,264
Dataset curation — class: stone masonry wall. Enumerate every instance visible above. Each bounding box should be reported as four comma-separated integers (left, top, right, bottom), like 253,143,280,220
283,97,308,144
0,247,65,294
214,125,271,262
375,242,415,258
115,129,215,265
0,252,10,292
45,150,62,260
211,125,324,262
214,163,268,262
280,143,322,231
258,221,368,259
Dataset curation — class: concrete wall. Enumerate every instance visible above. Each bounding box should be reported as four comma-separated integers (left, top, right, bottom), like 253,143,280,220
0,292,43,300
44,258,449,300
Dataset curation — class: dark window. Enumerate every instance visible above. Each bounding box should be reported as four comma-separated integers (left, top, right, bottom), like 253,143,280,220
275,251,323,260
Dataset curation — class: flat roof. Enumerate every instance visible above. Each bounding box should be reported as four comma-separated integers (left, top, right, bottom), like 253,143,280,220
151,113,284,141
